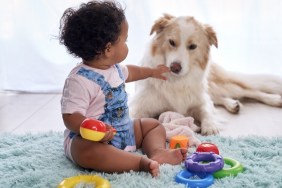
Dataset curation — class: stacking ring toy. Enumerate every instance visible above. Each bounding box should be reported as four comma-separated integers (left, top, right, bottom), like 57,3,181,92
175,169,214,188
213,157,244,178
185,152,224,173
57,175,110,188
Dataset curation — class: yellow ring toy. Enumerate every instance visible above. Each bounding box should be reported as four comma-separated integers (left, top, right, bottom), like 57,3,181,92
58,175,111,188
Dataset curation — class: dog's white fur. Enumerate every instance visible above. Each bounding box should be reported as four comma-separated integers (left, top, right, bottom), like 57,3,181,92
129,14,282,135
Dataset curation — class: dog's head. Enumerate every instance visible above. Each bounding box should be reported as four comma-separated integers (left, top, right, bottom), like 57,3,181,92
150,14,218,77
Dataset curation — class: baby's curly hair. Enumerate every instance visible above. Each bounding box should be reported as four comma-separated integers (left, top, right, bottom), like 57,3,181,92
59,0,125,61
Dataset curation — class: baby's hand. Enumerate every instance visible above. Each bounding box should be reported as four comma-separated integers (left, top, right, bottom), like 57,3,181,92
152,65,170,80
100,124,116,143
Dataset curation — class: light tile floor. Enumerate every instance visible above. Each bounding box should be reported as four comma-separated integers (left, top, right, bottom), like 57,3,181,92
1,92,282,137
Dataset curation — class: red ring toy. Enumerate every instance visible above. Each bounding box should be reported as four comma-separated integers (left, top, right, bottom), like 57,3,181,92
196,142,219,154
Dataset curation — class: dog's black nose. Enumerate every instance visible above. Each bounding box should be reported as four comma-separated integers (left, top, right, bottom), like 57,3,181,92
170,62,182,74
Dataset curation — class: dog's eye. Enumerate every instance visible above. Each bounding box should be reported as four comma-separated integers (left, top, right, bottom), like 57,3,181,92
188,44,197,50
169,39,176,47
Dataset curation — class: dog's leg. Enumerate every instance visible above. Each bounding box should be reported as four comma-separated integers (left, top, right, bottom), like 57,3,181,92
192,95,220,135
239,90,282,107
199,110,220,135
212,96,241,114
209,63,282,110
226,73,282,106
211,78,282,108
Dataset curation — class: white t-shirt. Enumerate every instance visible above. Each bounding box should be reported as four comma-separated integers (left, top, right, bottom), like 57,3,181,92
61,63,129,119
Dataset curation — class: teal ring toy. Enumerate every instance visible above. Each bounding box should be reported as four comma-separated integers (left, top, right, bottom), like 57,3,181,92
213,157,244,178
175,169,214,188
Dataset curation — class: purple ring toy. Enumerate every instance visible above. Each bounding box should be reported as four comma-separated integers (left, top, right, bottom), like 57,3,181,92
185,152,224,173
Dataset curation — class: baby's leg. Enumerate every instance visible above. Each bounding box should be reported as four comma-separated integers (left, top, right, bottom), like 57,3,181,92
70,136,159,177
134,118,187,165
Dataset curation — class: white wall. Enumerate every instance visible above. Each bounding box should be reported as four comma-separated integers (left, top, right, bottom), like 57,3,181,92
1,0,282,92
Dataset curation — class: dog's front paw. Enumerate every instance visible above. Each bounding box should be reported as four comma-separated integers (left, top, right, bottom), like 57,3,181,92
201,124,219,135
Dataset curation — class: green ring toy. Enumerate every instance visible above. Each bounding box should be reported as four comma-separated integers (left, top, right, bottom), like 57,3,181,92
213,157,244,178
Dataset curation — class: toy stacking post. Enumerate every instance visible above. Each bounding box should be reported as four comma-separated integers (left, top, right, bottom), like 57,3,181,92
169,135,189,149
175,143,245,187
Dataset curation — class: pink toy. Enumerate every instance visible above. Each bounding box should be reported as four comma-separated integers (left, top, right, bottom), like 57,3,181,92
158,111,201,147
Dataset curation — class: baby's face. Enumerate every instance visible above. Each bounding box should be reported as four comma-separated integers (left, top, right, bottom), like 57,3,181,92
110,19,129,64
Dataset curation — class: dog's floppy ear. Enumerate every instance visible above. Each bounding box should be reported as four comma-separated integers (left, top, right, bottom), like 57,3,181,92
204,25,218,48
150,14,175,35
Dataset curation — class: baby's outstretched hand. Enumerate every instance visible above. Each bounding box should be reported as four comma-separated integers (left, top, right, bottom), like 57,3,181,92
152,65,170,80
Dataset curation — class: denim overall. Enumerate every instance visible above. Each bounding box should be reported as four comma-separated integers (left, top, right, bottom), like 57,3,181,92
75,65,135,150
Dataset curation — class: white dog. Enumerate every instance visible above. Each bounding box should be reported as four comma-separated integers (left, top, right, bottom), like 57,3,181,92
129,14,282,135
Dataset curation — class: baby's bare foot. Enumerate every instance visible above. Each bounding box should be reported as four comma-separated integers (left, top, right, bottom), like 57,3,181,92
150,148,187,165
139,156,160,177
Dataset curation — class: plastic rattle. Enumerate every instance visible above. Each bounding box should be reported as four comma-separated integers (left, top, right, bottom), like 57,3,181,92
175,169,214,188
185,152,224,173
80,118,116,141
196,142,219,154
213,157,244,178
169,135,189,149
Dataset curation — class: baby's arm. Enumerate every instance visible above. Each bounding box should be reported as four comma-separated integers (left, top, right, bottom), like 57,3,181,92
63,112,86,134
126,64,170,83
62,113,115,142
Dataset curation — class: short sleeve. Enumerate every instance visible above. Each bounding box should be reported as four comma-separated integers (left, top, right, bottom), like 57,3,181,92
61,76,92,116
119,64,129,80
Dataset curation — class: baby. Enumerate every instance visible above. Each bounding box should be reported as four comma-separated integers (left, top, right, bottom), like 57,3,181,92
59,0,187,177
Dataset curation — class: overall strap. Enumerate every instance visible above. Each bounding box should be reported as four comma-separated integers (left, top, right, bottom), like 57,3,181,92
77,67,111,96
115,64,125,81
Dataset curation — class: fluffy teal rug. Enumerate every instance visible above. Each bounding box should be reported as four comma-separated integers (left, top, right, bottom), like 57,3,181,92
0,132,281,188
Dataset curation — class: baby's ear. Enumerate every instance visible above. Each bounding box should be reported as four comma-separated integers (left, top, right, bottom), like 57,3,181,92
150,13,175,35
104,42,112,57
204,25,218,48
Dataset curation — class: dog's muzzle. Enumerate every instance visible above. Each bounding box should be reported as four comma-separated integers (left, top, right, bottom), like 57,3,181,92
170,62,182,74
